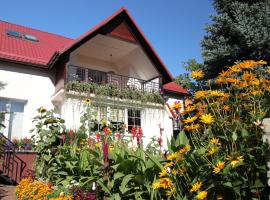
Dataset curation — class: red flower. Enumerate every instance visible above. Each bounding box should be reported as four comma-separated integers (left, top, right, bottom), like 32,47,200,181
69,129,74,138
104,127,109,135
96,132,101,141
138,128,143,138
131,127,137,138
157,137,163,146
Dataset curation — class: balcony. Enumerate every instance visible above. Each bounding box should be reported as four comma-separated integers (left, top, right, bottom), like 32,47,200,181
66,65,161,93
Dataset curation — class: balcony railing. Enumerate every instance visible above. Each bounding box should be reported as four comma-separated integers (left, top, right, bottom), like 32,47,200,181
66,65,161,93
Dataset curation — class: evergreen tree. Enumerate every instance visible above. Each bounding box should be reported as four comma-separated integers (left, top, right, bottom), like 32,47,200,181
201,0,270,79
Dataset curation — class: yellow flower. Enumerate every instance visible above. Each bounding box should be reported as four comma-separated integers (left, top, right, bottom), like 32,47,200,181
223,105,230,111
196,191,208,200
183,116,197,124
200,113,214,125
165,162,174,168
85,98,91,105
226,77,240,83
167,152,178,160
190,181,202,192
172,170,178,175
38,107,47,113
207,147,219,156
184,105,196,113
213,161,225,174
194,91,208,99
242,72,256,81
209,90,225,97
159,169,168,177
227,155,244,167
159,178,173,189
178,145,190,154
191,70,205,79
166,187,176,196
216,77,226,84
184,123,201,132
210,137,221,146
152,181,161,189
171,101,182,110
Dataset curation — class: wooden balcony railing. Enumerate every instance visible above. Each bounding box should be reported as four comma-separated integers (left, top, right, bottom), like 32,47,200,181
66,65,161,93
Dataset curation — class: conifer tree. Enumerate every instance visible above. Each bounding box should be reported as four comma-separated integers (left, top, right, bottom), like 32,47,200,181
201,0,270,78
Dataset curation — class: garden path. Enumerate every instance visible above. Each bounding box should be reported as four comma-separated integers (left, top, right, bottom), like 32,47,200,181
0,184,16,200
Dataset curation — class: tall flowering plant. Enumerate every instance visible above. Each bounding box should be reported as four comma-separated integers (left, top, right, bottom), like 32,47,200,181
152,60,269,199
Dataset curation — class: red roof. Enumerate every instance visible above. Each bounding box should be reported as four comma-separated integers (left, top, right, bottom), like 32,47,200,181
163,82,188,94
0,20,73,67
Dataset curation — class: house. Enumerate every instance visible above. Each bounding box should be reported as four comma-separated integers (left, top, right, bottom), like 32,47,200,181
0,8,188,145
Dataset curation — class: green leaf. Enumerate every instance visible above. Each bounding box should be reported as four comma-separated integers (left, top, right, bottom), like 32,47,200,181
97,180,111,195
43,154,51,161
223,182,233,188
177,130,189,146
114,172,125,180
120,174,134,194
232,132,237,141
241,129,249,138
144,151,163,170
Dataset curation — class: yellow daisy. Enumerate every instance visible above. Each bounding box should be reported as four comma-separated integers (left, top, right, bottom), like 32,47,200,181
190,181,202,192
196,191,208,200
213,161,225,174
183,116,197,124
191,70,204,79
200,113,214,125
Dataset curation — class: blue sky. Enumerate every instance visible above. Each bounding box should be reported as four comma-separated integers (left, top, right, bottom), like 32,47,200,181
0,0,215,77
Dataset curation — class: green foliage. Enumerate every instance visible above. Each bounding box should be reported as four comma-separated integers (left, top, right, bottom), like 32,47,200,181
175,59,205,92
32,105,163,199
201,0,270,78
66,81,164,104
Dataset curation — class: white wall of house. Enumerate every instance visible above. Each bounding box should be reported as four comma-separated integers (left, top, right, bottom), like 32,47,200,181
60,97,174,148
0,61,55,139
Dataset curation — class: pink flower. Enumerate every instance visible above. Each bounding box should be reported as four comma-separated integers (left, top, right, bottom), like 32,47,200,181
115,132,121,140
103,143,109,163
61,134,66,144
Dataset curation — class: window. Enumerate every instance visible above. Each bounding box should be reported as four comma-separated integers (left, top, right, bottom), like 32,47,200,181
6,29,22,38
110,107,125,131
24,34,39,42
0,98,25,139
128,109,141,131
98,106,107,121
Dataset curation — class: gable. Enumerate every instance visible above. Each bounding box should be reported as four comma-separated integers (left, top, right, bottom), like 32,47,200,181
108,22,137,43
57,8,173,84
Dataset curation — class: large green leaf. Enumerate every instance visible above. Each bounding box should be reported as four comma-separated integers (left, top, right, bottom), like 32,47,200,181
120,174,134,194
176,130,189,146
144,151,163,170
